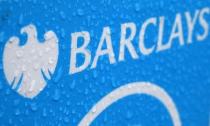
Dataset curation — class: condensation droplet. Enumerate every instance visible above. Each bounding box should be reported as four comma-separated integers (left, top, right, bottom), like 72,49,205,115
16,50,23,58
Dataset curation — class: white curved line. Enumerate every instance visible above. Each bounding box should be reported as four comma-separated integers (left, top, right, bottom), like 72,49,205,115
78,82,181,126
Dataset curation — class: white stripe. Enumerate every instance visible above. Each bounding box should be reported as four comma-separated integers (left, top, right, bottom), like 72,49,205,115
78,82,181,126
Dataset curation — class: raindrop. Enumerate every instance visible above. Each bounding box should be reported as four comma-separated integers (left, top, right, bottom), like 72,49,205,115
13,99,20,106
70,80,76,89
135,3,140,12
48,58,54,64
0,82,2,90
0,63,2,70
22,65,26,72
0,32,4,43
64,117,69,123
93,71,97,78
45,47,50,52
60,11,66,19
42,108,47,117
5,88,11,95
92,107,96,113
61,28,65,38
16,50,23,58
30,103,38,111
53,89,60,101
77,9,84,16
33,64,39,71
18,14,23,25
15,109,20,116
0,111,3,118
126,111,133,119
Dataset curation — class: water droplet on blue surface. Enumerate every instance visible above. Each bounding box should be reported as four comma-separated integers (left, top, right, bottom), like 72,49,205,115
18,14,23,25
0,32,5,43
42,108,47,117
70,80,76,89
126,110,133,119
53,89,60,101
60,11,66,19
30,103,38,111
0,82,2,90
135,3,140,12
77,9,84,16
15,109,20,116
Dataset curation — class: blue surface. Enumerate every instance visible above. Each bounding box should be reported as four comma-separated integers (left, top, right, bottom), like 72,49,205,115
0,0,210,125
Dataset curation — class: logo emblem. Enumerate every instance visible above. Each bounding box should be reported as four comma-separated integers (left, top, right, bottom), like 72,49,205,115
3,24,59,99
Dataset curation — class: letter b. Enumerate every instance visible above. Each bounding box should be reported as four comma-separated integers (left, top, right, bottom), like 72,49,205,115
70,31,91,74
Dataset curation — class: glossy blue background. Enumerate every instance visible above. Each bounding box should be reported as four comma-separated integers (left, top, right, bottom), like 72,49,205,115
0,0,210,125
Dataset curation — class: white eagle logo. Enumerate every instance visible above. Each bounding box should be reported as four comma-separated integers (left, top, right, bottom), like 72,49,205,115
3,24,59,99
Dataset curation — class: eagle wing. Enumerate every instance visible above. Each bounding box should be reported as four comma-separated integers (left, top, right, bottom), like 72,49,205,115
3,36,24,89
39,30,59,80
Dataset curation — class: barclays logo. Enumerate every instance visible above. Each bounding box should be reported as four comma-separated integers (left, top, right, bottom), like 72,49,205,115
2,7,209,99
3,24,58,98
